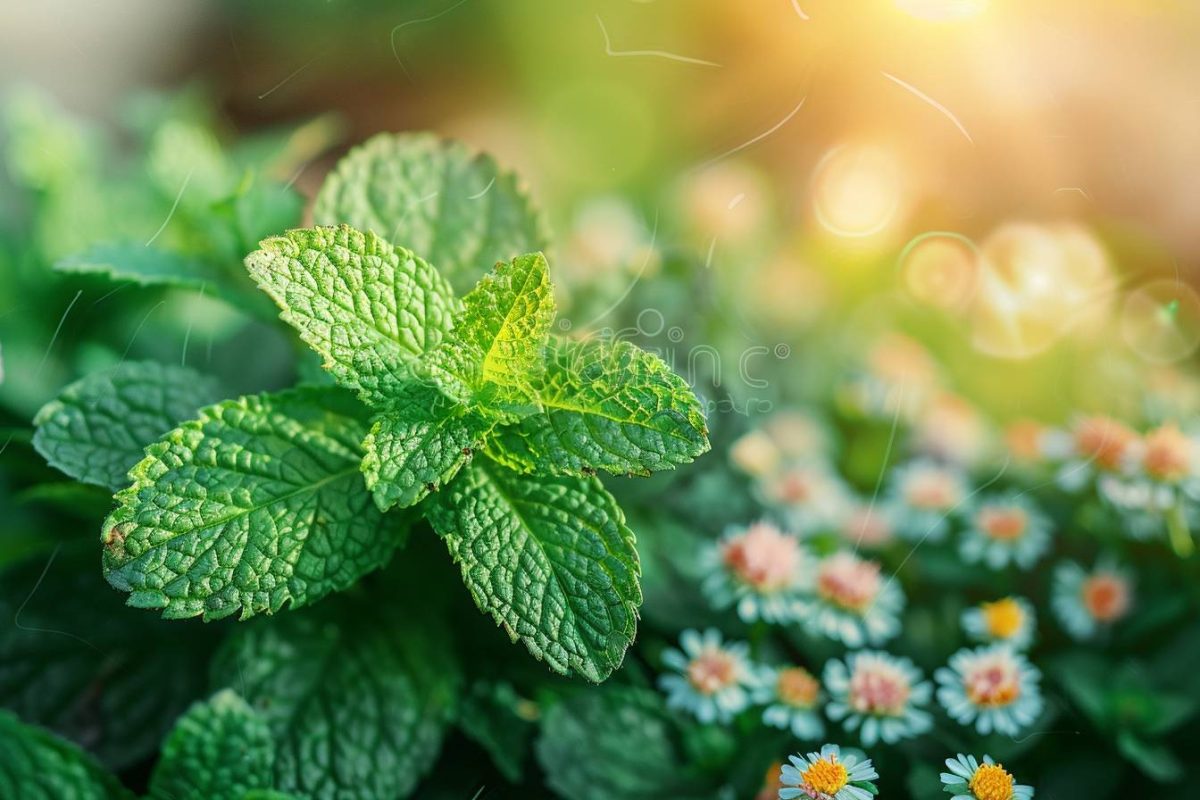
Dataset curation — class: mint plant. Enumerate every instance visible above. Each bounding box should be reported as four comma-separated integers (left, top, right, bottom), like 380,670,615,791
80,134,709,684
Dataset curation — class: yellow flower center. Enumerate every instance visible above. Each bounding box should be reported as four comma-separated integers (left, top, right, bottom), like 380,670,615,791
964,662,1021,707
802,757,849,796
817,554,881,612
982,598,1024,639
687,649,739,695
777,667,820,707
1082,574,1130,622
969,763,1015,800
1143,423,1191,482
978,507,1027,541
1074,416,1135,471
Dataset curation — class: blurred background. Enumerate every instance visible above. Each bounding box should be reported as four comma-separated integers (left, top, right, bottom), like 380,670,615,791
3,0,1200,436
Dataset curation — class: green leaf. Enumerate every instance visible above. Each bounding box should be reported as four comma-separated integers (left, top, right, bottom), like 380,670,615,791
484,337,710,477
313,132,548,294
1116,730,1183,783
0,548,219,770
147,120,236,208
536,687,708,800
424,252,554,405
245,225,460,406
102,386,407,621
33,361,225,491
210,592,460,800
0,710,132,800
361,382,494,511
150,690,274,800
426,459,641,681
54,243,219,290
457,680,536,782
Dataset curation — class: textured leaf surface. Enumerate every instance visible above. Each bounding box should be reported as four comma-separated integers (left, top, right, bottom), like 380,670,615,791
149,690,273,800
102,387,407,620
210,592,459,800
244,225,460,406
0,548,218,770
54,244,218,289
425,252,554,404
536,687,705,800
484,337,709,477
361,382,493,511
426,459,641,681
313,132,548,293
0,711,132,800
33,361,224,491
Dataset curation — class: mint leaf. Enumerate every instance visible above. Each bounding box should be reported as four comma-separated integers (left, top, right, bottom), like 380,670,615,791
210,592,459,800
102,386,407,620
536,687,705,800
33,361,225,491
245,225,460,406
0,710,132,800
54,244,218,290
313,132,548,293
149,690,274,800
0,548,218,770
426,459,641,681
426,252,554,405
361,382,494,511
147,120,235,209
484,337,710,477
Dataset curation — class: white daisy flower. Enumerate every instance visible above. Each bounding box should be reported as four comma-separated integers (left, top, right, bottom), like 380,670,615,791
760,665,826,741
913,392,991,468
941,753,1034,800
958,494,1051,570
838,502,896,550
703,521,814,623
779,743,879,800
823,650,933,745
1051,559,1134,641
961,597,1036,651
1052,415,1137,492
758,463,851,536
888,460,967,542
805,552,904,647
658,629,760,724
935,644,1043,737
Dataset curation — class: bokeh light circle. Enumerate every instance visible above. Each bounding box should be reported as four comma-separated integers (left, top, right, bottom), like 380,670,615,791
968,222,1115,359
1120,280,1200,364
899,232,979,310
811,144,906,238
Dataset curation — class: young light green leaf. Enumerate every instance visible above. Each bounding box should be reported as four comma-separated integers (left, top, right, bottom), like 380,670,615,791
453,252,554,393
426,459,641,682
1,547,219,770
102,386,407,621
536,687,716,800
484,336,710,477
54,244,219,290
313,132,548,293
245,224,461,406
210,592,460,800
0,710,133,800
361,382,494,511
147,119,236,208
149,690,274,800
33,361,225,491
